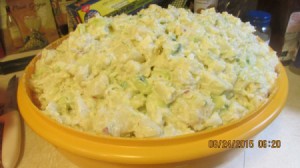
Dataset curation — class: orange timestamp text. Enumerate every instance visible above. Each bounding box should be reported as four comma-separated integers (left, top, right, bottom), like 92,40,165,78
208,140,281,149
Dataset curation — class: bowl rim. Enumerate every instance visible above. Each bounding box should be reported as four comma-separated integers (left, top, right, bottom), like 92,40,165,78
18,51,288,165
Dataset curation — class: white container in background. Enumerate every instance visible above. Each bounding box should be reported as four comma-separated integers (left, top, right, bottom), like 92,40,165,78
194,0,218,13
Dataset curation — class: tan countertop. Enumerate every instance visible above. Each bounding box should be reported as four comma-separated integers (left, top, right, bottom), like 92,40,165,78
1,54,300,168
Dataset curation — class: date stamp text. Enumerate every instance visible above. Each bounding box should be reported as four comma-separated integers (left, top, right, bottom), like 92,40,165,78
208,140,281,148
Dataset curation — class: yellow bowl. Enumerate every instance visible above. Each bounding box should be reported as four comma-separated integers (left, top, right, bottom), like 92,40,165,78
18,46,288,167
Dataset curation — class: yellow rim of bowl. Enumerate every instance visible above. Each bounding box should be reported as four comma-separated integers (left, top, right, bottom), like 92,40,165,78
18,52,288,165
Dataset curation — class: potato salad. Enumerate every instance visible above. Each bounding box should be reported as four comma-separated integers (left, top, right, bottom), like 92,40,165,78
30,5,279,138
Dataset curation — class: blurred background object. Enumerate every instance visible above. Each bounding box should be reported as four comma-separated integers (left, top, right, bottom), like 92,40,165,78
217,0,258,20
5,6,23,49
187,0,258,18
0,0,59,56
246,10,272,44
194,0,218,13
0,40,4,58
50,0,76,36
170,0,188,8
293,48,300,68
288,47,300,74
257,0,300,65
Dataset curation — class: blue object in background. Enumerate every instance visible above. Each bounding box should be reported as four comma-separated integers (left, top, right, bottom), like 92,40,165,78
246,10,272,44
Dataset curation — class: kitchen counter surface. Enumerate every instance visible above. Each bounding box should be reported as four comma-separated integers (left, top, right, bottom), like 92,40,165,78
1,54,299,168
